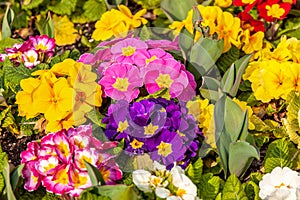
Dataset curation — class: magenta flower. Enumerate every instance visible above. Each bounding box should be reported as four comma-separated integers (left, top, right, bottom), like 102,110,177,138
35,156,59,176
29,35,55,54
110,38,148,63
68,166,92,197
145,37,180,51
74,148,98,171
134,48,174,67
22,49,40,68
99,63,143,101
22,161,42,191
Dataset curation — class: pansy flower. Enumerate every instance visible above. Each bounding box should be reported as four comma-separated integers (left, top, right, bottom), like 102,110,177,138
99,63,143,101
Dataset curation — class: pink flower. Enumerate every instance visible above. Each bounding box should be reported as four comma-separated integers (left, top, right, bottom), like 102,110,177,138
22,49,40,68
20,141,39,163
29,35,55,54
146,37,180,51
52,131,73,163
99,63,143,101
42,164,73,195
35,155,59,176
98,159,123,185
111,38,148,64
74,149,98,171
22,161,42,191
134,48,174,67
68,166,92,197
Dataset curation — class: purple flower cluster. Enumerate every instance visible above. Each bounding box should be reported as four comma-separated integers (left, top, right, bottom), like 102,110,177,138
78,36,196,102
0,35,55,68
102,98,203,168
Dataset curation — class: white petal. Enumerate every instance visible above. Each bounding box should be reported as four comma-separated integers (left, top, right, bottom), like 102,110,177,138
155,187,171,198
132,170,152,192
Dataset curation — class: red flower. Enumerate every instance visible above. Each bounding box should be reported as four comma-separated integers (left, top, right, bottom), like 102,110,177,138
238,12,265,33
257,0,291,22
233,0,259,12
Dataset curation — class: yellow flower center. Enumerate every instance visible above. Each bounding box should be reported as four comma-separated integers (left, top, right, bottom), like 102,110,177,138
27,55,36,63
177,130,185,137
157,141,172,157
241,0,256,4
146,55,157,65
155,74,174,88
112,78,129,92
79,155,92,169
266,4,285,18
122,46,136,56
117,120,129,132
72,172,88,187
100,168,111,182
144,123,159,135
31,175,39,184
58,142,70,158
54,168,69,184
176,188,187,197
150,177,162,187
36,43,48,51
44,163,56,171
130,139,144,149
275,182,291,189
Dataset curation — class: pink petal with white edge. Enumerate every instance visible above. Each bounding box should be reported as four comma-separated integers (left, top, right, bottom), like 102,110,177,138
52,131,73,163
35,155,60,176
22,161,42,191
74,148,98,171
21,141,40,163
68,166,92,197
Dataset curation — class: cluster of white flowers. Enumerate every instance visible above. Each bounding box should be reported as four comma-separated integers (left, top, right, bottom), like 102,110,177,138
132,162,198,200
259,167,300,200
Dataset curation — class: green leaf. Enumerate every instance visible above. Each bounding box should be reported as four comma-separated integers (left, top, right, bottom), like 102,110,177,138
243,181,260,200
199,76,222,102
198,173,221,200
228,141,259,177
139,25,151,41
136,88,170,101
80,189,111,200
160,0,197,21
248,172,262,185
0,173,5,194
133,0,160,9
86,110,106,129
2,6,14,39
264,138,293,173
0,38,22,53
185,158,203,184
189,37,224,76
221,54,252,97
22,0,44,10
2,154,16,200
48,0,77,15
216,46,240,73
96,185,138,200
10,164,24,191
222,174,248,200
3,64,31,93
83,0,107,21
84,161,105,186
69,48,81,60
178,29,194,61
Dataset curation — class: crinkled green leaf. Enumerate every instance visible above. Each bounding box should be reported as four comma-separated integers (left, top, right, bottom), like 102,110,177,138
160,0,197,21
198,173,221,200
48,0,77,15
0,173,5,195
243,181,260,200
185,157,203,184
264,138,293,173
83,0,106,21
86,110,106,129
249,172,263,185
216,46,240,73
139,25,151,41
22,0,44,10
3,64,31,93
133,0,160,9
0,38,22,53
222,174,247,200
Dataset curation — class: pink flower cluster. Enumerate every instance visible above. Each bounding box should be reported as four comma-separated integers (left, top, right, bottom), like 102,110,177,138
20,125,122,197
0,35,55,68
79,36,196,102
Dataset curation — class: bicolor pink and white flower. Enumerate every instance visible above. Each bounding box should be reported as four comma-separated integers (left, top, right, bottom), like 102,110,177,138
29,35,55,54
22,49,40,68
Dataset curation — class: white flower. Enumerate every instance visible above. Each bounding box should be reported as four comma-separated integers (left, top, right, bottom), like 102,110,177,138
169,166,198,200
132,170,152,193
259,167,300,200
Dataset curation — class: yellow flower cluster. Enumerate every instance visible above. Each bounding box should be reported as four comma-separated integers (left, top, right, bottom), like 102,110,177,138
243,36,300,103
92,5,148,41
16,59,102,132
233,98,255,130
169,5,264,53
186,97,215,147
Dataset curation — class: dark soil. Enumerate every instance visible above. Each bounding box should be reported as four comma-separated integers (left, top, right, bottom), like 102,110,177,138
0,130,45,167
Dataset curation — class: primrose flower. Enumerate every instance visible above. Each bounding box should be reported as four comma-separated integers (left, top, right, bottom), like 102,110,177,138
21,125,122,197
259,167,300,200
118,5,148,28
22,49,40,68
214,0,232,7
258,0,291,22
99,63,143,101
29,35,55,55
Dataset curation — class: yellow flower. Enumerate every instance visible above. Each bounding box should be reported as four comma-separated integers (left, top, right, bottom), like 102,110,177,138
53,15,79,46
233,98,255,130
169,10,194,35
51,59,77,77
16,78,41,119
288,63,300,92
197,5,223,35
118,5,148,28
241,30,264,54
46,112,74,133
286,37,300,63
33,78,73,121
92,9,128,41
268,36,292,61
214,0,232,8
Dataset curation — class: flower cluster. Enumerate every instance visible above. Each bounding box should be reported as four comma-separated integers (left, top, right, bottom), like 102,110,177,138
0,35,55,68
16,59,102,132
133,161,197,200
233,0,295,22
169,5,264,53
79,37,196,102
21,125,122,197
92,5,148,41
243,36,300,102
259,167,300,200
102,98,202,168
